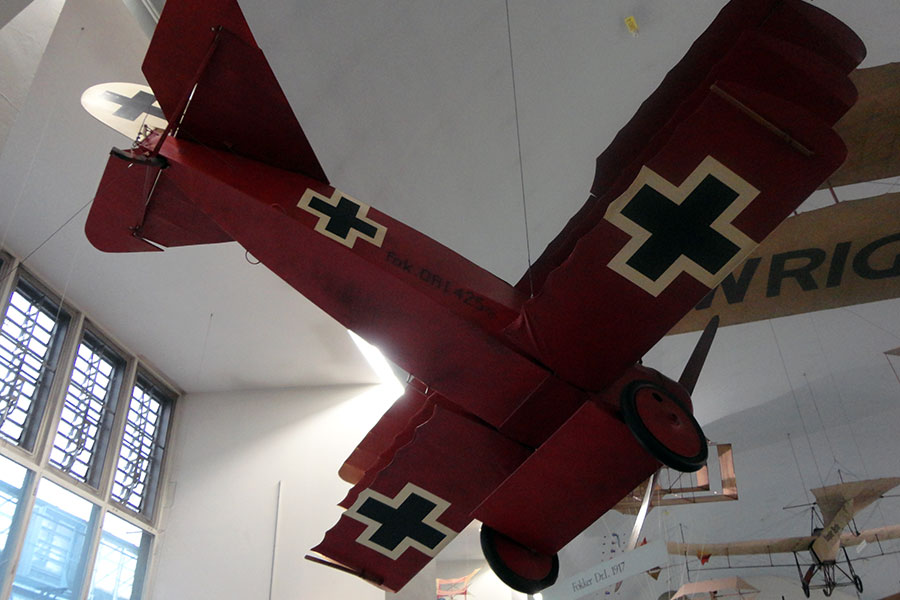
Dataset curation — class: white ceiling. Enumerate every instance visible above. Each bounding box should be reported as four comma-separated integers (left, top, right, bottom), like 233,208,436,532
2,0,900,597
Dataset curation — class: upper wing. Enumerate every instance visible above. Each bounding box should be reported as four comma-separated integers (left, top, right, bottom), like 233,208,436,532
504,0,865,391
826,63,900,187
143,0,327,181
309,403,530,591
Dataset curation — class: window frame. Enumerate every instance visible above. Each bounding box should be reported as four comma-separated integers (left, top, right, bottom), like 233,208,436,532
0,253,179,600
0,273,77,456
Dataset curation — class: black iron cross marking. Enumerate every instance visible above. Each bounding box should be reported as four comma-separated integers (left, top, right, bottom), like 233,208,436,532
357,493,447,553
102,90,164,121
621,175,740,281
348,483,455,559
298,189,387,249
307,195,378,241
605,157,758,296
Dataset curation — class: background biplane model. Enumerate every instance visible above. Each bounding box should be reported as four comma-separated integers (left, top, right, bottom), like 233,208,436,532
82,0,865,593
669,477,900,597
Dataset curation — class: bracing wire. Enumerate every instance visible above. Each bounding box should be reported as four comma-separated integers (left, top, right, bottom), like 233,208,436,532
504,0,536,297
787,432,813,504
768,319,826,489
807,313,871,478
802,372,840,472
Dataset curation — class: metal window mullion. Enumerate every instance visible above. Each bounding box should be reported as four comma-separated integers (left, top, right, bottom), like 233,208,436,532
98,358,138,504
34,312,85,470
0,466,40,600
73,504,106,600
132,524,154,600
145,392,179,527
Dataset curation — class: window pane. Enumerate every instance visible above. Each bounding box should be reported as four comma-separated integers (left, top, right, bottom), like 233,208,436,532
11,479,98,600
88,513,150,600
0,456,32,593
0,280,69,450
111,378,171,516
50,333,123,487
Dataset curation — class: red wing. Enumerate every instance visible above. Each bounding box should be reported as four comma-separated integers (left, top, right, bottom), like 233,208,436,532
309,404,530,592
338,381,432,486
521,0,864,294
143,0,327,181
504,0,865,391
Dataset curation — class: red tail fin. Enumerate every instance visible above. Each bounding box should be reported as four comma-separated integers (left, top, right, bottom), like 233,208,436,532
86,149,232,253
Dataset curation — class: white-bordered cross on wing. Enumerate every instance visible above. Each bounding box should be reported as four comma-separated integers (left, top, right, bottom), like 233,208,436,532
604,156,759,297
345,482,458,561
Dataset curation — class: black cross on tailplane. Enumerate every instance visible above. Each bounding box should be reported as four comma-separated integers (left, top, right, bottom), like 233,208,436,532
298,189,387,249
102,90,165,121
347,483,456,559
605,156,759,297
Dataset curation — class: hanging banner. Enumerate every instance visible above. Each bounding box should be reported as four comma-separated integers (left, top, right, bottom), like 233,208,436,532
826,62,900,187
670,193,900,334
543,541,668,600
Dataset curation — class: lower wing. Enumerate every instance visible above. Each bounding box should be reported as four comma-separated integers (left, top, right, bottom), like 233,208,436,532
308,404,530,591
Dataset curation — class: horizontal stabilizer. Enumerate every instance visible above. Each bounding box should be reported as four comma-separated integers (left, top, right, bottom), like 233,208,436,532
86,150,233,253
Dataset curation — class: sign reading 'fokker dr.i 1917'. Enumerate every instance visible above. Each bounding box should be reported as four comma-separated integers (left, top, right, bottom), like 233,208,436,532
82,0,865,594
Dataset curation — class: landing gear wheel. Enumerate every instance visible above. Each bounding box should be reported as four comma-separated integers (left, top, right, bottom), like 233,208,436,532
621,381,708,472
802,582,810,598
480,525,559,594
824,583,834,597
853,575,863,593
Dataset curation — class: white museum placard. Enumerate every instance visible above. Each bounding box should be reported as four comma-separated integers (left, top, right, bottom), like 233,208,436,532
543,540,668,600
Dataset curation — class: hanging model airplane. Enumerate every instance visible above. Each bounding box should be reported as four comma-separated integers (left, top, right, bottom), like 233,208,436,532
82,0,865,593
669,477,900,597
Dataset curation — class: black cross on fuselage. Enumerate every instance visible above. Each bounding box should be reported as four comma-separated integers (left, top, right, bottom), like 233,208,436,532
102,90,165,121
357,492,447,552
307,195,378,241
621,174,741,281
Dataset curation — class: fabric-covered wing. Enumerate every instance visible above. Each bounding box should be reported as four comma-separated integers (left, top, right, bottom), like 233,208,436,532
668,536,816,558
338,381,432,486
309,404,530,591
143,0,327,181
504,0,864,391
809,477,900,561
811,477,900,526
825,63,900,187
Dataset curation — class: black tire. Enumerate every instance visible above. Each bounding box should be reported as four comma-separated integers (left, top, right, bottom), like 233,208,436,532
620,381,708,472
480,525,559,594
802,582,810,598
853,575,863,593
824,583,834,597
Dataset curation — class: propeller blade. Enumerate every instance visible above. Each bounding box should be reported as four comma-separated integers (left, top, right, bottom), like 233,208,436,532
615,471,658,592
678,315,720,395
626,471,656,552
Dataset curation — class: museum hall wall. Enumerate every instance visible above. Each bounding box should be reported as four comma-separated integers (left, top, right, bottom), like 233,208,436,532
149,384,395,600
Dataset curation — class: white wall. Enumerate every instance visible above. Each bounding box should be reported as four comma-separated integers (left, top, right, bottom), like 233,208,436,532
150,383,398,600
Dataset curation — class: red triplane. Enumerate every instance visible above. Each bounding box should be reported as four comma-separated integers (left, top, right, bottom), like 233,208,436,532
84,0,863,593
